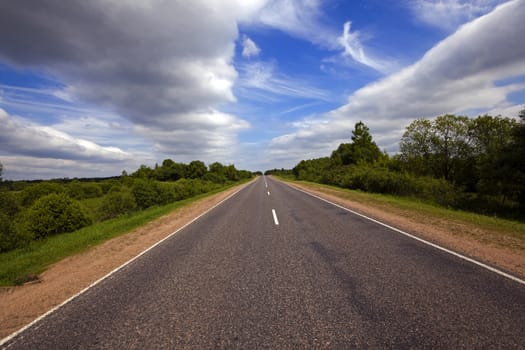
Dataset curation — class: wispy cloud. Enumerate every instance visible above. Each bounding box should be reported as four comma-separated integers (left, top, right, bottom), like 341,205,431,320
409,0,509,30
337,21,392,73
270,0,525,167
237,61,329,100
248,0,391,73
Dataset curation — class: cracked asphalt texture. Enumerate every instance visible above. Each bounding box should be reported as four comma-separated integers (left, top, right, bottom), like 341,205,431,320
4,176,525,349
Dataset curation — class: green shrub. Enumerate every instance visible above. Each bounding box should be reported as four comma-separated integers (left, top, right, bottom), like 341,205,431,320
20,182,65,207
98,190,137,220
172,180,193,201
156,182,177,205
0,213,32,252
67,181,103,199
0,190,20,217
131,179,161,209
410,176,457,206
19,193,92,239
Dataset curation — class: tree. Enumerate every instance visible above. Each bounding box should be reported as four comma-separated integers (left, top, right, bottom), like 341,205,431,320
186,160,207,179
132,164,154,179
208,162,225,174
331,121,382,165
469,115,518,198
155,159,186,181
0,161,3,182
400,115,473,185
430,115,472,183
399,118,434,176
503,108,525,206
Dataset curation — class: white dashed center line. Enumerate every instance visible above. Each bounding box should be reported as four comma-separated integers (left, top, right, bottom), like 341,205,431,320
272,209,279,226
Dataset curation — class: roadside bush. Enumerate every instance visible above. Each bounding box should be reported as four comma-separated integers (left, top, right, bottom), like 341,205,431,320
0,190,20,218
131,179,161,209
171,180,193,201
20,182,65,207
67,181,103,200
202,172,227,184
410,176,457,207
19,193,92,239
0,213,33,253
156,182,177,205
98,190,137,220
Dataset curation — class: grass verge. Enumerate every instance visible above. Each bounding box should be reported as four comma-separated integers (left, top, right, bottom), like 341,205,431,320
279,178,525,243
0,182,247,286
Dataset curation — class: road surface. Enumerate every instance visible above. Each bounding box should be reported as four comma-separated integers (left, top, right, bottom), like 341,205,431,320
2,176,525,349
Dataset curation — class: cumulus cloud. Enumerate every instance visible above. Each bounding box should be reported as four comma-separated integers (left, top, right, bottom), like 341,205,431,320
0,109,131,162
0,0,258,162
242,35,261,58
270,0,525,167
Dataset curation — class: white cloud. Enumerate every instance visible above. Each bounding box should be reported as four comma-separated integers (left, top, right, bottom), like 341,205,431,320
237,61,329,101
410,0,508,30
270,0,525,167
247,0,390,72
242,35,261,58
337,21,391,73
0,155,146,181
0,0,257,166
0,109,131,162
254,0,331,46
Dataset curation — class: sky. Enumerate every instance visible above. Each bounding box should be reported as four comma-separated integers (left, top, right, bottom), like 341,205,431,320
0,0,524,180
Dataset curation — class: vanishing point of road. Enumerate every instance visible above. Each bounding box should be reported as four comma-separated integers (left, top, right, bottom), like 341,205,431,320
2,176,525,349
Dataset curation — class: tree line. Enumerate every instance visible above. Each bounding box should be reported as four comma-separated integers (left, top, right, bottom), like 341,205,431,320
0,160,253,253
268,109,525,220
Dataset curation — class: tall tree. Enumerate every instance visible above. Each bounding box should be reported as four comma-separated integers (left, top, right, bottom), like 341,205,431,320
470,115,518,197
507,108,525,206
400,115,473,184
399,118,434,176
331,121,381,165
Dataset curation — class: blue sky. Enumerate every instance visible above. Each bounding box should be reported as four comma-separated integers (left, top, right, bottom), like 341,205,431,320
0,0,524,180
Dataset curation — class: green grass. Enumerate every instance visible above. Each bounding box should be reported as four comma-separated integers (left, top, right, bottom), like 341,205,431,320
0,182,246,286
280,178,525,240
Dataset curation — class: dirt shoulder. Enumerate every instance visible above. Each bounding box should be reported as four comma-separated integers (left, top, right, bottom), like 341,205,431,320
0,183,249,340
287,180,525,281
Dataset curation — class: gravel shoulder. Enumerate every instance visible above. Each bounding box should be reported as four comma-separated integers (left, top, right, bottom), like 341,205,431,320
0,183,249,340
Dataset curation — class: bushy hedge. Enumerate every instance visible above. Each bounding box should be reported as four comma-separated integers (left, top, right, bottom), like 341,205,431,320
303,165,458,207
98,190,137,220
131,178,223,210
20,182,65,207
67,181,103,200
18,193,92,239
0,160,253,253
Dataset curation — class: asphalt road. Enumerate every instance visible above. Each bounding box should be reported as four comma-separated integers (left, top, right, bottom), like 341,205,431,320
3,176,525,349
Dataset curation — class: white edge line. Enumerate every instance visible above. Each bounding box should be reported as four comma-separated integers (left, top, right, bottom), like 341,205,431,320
285,182,525,287
272,209,279,226
0,181,253,347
